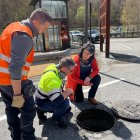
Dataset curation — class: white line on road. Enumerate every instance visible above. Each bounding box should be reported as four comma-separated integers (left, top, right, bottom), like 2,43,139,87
0,78,124,122
118,43,132,50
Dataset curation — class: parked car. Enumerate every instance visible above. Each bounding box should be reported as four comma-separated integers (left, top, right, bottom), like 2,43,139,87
69,30,84,42
69,30,83,37
87,29,100,43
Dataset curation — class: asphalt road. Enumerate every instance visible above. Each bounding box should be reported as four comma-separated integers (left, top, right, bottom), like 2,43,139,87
0,38,140,140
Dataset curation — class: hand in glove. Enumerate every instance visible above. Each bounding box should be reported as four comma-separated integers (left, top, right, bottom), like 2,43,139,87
12,94,25,108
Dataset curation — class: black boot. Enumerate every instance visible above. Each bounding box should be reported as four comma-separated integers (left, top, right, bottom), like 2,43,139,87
36,108,47,122
75,85,84,102
52,118,68,128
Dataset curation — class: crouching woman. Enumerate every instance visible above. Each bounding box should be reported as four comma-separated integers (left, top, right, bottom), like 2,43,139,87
66,42,101,104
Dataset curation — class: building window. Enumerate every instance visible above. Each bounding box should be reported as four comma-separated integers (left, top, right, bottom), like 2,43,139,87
45,22,61,51
31,0,70,51
42,0,67,19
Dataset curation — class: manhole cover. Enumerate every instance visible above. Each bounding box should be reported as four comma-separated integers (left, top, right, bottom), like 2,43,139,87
76,109,115,132
112,100,140,121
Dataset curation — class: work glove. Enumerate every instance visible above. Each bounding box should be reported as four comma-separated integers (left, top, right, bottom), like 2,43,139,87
12,94,25,108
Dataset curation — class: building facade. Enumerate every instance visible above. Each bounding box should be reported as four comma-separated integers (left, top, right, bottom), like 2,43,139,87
30,0,70,52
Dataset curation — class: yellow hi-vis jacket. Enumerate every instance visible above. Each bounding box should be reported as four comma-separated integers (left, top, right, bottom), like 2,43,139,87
35,64,63,101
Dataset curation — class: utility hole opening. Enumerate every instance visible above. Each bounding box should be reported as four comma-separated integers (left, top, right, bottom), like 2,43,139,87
76,109,115,132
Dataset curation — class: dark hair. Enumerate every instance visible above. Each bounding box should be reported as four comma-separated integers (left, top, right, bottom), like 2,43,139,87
79,42,95,58
58,57,76,69
30,8,52,23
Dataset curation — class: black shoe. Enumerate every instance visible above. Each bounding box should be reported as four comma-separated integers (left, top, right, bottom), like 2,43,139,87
36,108,47,122
52,118,68,128
75,96,84,102
39,115,47,122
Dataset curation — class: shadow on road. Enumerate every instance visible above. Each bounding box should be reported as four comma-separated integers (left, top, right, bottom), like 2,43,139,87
0,96,3,103
110,52,140,64
111,120,132,140
71,98,94,111
41,112,88,140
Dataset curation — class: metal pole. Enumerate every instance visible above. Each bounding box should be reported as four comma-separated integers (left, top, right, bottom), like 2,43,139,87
100,0,103,52
66,0,70,49
89,2,92,38
39,0,46,52
85,0,89,43
105,0,110,58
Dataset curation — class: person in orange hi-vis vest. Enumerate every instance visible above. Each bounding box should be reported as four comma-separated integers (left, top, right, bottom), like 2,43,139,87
0,8,52,140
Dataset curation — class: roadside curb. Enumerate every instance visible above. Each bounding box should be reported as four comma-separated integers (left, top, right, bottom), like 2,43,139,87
34,49,71,62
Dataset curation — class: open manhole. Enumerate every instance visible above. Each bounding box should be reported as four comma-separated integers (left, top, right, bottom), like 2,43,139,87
76,108,115,132
112,100,140,122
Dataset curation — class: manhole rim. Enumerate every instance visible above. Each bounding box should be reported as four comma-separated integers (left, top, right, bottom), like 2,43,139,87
111,100,140,122
112,107,140,122
76,108,116,132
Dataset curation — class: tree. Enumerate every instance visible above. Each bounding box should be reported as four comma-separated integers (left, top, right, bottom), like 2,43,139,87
91,0,99,27
0,0,33,32
68,0,100,28
68,0,83,27
121,0,140,31
110,0,124,26
75,5,85,27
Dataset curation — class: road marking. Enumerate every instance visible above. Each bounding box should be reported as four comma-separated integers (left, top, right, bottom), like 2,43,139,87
118,43,132,50
83,78,124,93
0,78,124,122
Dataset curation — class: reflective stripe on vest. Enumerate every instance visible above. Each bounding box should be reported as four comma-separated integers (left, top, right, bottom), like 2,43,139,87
0,53,32,68
38,87,61,96
35,88,61,101
0,67,28,76
0,22,34,85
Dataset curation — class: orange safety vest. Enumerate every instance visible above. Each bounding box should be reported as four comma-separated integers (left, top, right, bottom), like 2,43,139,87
0,22,34,85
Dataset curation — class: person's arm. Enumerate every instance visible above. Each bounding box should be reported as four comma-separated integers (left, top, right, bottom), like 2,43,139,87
11,80,22,95
89,58,99,78
9,33,33,95
62,88,73,99
68,55,85,85
83,58,99,86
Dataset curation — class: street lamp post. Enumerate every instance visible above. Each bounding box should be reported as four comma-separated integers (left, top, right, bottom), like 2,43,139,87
89,2,92,38
85,0,89,43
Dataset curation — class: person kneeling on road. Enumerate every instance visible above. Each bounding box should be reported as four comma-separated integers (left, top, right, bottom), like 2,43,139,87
35,57,76,128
